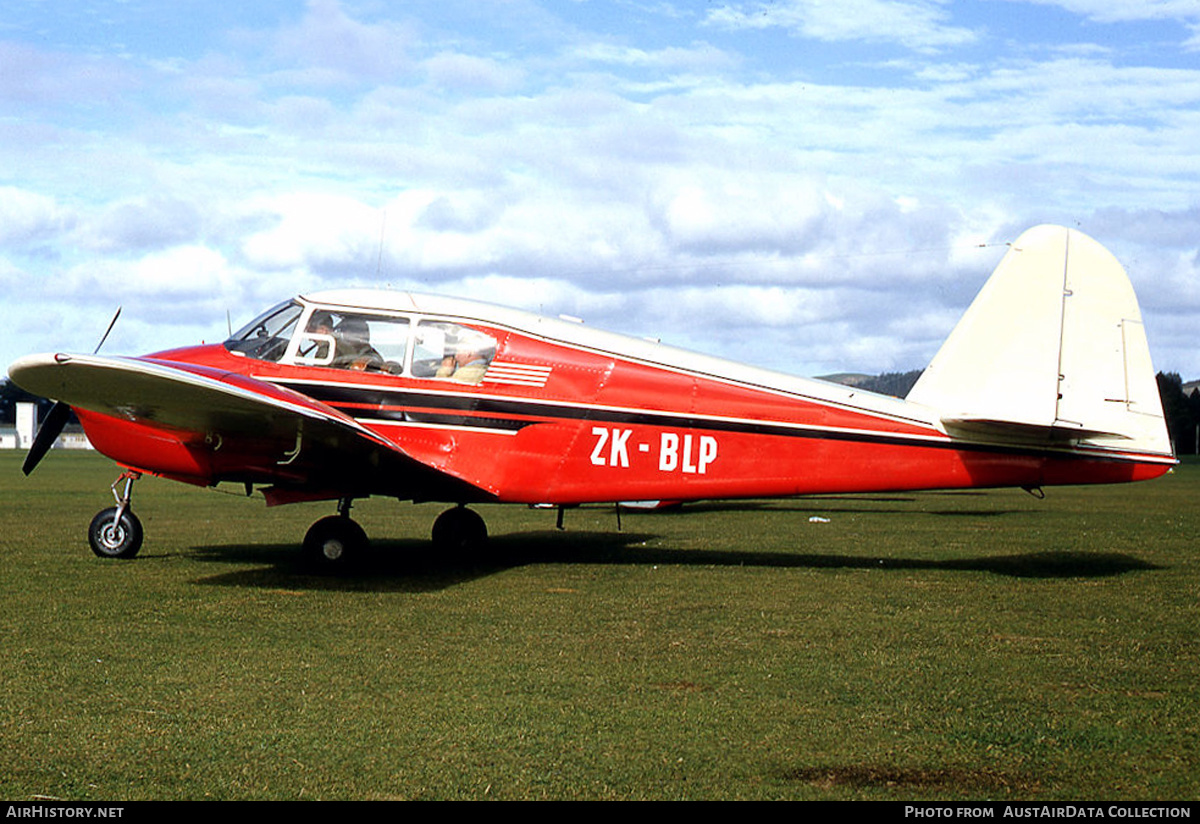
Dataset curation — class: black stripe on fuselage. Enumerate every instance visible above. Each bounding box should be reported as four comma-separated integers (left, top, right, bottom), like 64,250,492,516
276,379,932,444
272,379,1157,464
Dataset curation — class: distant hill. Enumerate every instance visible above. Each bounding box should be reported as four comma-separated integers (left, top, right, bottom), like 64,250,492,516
819,370,923,398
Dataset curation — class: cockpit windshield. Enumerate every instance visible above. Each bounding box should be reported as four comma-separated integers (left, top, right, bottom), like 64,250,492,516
224,300,304,362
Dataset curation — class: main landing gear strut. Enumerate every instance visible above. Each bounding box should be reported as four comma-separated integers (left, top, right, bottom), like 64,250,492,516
88,470,144,559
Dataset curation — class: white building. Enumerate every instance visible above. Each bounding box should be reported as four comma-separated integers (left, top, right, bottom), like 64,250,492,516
0,402,92,451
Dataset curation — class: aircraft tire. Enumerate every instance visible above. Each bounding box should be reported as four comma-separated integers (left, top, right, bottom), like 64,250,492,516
432,506,488,552
303,515,368,569
88,507,144,559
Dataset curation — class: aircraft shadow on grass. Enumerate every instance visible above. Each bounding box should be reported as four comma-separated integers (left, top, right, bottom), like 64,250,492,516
632,497,1030,519
185,527,1161,593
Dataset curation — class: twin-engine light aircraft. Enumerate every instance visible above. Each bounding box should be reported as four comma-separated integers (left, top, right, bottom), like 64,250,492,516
8,226,1175,567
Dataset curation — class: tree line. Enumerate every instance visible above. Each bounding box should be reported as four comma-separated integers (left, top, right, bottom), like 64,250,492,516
0,379,60,424
1156,372,1200,456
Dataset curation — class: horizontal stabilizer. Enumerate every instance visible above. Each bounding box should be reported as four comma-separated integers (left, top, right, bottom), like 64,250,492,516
939,416,1132,443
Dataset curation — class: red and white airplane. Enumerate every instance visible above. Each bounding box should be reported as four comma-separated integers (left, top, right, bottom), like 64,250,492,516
8,225,1175,566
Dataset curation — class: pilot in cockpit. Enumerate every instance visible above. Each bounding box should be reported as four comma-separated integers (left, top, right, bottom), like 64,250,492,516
308,311,335,338
302,312,383,371
331,317,383,371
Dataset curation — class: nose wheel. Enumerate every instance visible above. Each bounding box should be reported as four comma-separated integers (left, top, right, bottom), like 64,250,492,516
88,507,143,558
88,471,143,559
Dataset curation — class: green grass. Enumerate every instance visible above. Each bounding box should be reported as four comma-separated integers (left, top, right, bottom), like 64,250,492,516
0,451,1197,800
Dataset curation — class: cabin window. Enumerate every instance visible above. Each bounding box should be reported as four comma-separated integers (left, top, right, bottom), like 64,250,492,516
225,301,304,362
412,321,496,384
293,310,410,373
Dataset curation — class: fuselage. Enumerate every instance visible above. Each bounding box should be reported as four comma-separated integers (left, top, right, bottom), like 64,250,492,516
70,289,1173,506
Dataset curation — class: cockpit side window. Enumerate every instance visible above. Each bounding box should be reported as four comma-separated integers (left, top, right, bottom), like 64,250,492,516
292,309,410,373
413,321,496,384
224,301,304,362
229,301,495,381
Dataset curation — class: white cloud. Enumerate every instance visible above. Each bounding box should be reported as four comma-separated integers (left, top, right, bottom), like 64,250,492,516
269,0,417,84
570,41,739,72
0,187,73,246
706,0,978,52
128,245,234,297
0,41,134,106
80,196,203,253
54,246,235,305
240,192,387,271
422,53,525,92
1008,0,1200,24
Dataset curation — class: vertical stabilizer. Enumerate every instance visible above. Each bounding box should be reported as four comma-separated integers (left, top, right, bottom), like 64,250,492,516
907,225,1171,457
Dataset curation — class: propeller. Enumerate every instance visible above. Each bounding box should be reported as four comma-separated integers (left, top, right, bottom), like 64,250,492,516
22,401,71,476
22,307,121,476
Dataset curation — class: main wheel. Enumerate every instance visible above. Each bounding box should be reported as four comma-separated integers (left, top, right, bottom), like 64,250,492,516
88,507,144,559
432,506,488,552
303,515,368,569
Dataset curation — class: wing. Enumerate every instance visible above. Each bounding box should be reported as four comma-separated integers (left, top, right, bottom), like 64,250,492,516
7,353,492,503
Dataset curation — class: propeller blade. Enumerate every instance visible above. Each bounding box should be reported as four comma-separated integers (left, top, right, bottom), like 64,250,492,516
20,309,119,477
21,307,119,475
22,401,71,476
94,307,122,354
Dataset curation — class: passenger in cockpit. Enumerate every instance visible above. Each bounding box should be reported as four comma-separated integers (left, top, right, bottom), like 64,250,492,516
446,346,492,383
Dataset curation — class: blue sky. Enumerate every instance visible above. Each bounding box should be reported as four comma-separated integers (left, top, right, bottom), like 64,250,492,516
2,0,1199,378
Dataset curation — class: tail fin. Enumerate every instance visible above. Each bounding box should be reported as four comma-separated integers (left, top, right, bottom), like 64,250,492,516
908,225,1172,457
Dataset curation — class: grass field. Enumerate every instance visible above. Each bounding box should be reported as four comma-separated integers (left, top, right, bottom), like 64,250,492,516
0,450,1196,800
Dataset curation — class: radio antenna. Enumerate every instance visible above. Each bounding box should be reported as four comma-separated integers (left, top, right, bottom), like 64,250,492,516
375,209,387,277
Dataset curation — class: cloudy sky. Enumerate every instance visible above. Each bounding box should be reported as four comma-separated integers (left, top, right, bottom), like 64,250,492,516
2,0,1198,380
